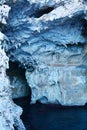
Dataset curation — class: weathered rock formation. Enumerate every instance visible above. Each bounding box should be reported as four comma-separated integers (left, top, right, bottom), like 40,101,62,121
1,0,87,105
0,46,25,130
0,1,25,129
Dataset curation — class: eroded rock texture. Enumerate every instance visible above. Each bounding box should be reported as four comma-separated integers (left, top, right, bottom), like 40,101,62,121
0,46,25,130
2,0,87,105
0,1,25,129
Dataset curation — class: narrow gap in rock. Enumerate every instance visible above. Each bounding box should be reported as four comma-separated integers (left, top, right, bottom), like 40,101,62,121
33,7,54,18
14,126,17,130
81,19,87,37
65,42,84,47
6,61,31,103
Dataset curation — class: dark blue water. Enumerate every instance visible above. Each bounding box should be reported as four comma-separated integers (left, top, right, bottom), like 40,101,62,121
14,97,87,130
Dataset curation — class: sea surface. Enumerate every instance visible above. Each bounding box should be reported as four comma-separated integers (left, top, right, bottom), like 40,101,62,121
14,97,87,130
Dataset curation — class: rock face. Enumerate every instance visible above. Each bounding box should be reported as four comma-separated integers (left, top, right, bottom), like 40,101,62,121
0,46,25,130
0,1,25,129
0,4,11,24
2,0,87,105
26,45,87,105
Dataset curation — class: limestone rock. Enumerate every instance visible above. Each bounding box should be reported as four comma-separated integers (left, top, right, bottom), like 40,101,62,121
2,0,87,106
0,0,26,128
0,47,25,130
0,4,11,24
9,73,29,99
25,44,87,105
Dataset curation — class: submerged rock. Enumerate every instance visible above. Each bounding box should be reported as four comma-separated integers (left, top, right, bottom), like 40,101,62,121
2,0,87,105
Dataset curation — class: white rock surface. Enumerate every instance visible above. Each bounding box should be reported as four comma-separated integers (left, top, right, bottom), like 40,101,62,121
0,46,25,130
0,4,11,24
0,0,26,129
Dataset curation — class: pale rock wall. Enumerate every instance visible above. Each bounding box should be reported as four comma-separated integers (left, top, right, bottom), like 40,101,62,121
0,47,25,130
0,1,26,129
26,45,87,105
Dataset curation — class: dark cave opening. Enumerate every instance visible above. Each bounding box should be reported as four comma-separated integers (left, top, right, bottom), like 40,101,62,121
33,7,54,18
6,61,31,102
6,61,25,76
81,19,87,37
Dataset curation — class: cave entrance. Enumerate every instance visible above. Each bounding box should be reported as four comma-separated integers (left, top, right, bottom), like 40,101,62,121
6,61,31,102
33,7,54,18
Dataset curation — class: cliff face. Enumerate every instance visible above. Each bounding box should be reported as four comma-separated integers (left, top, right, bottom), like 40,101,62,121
0,46,25,130
1,0,87,106
0,1,25,129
